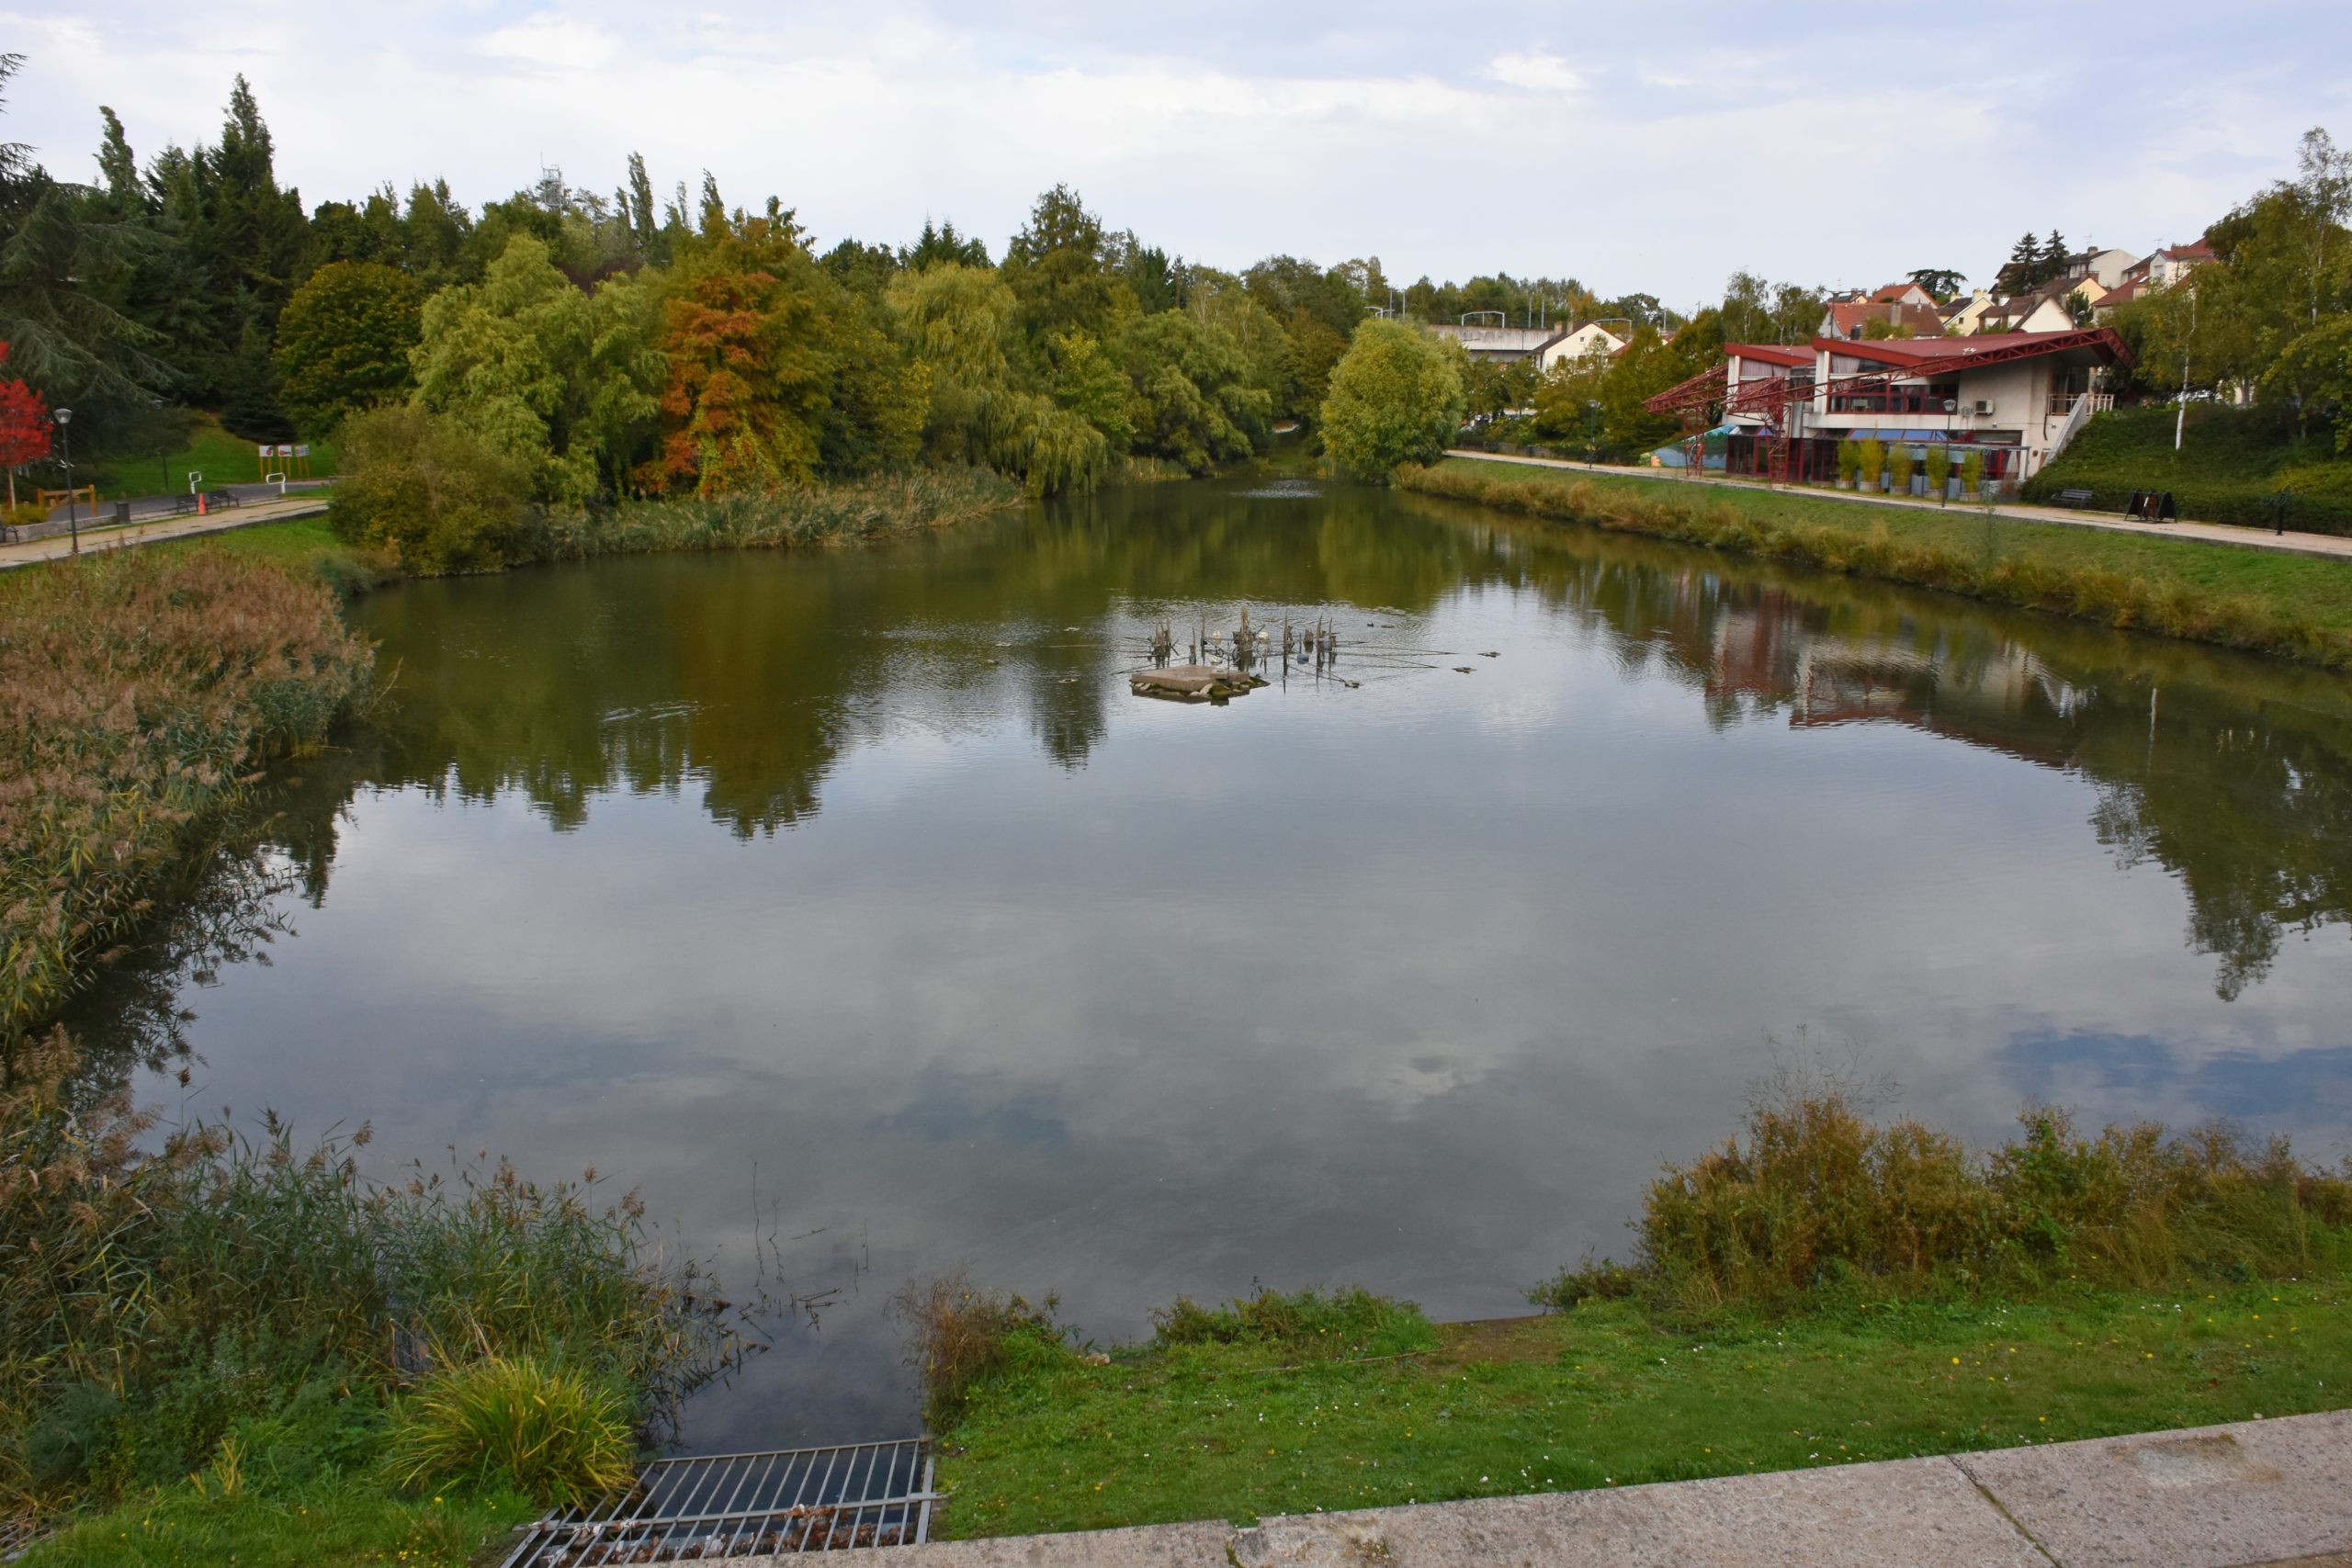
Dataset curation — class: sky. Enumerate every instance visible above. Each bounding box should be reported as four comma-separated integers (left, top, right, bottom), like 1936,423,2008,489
6,1,2348,306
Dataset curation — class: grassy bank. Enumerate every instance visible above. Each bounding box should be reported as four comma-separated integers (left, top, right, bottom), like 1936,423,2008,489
932,1280,2348,1540
2025,404,2352,535
0,550,373,1044
1404,458,2352,669
924,1087,2352,1539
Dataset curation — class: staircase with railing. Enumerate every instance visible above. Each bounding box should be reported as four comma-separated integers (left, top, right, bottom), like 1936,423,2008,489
2043,390,2112,465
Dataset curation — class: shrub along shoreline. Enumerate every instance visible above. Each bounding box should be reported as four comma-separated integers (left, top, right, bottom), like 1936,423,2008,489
917,1087,2352,1540
1402,458,2352,671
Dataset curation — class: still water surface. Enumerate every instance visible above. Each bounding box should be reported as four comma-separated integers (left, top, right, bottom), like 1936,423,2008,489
73,477,2352,1450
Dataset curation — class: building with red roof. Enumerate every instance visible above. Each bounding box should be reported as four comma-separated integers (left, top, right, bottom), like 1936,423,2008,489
1660,329,2134,488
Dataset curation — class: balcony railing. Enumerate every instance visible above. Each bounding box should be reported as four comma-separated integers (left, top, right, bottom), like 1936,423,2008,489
2047,391,2115,418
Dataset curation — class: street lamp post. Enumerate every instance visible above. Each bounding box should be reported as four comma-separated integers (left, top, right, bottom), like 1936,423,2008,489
52,408,75,556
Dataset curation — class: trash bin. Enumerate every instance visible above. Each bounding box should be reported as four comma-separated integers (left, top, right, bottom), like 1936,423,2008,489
114,501,132,526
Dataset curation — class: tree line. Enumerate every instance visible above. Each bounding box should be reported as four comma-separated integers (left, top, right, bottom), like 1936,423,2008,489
5,54,2339,513
0,61,1489,506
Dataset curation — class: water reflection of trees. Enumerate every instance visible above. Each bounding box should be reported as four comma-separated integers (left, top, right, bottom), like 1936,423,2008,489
88,479,2352,1014
1419,499,2352,999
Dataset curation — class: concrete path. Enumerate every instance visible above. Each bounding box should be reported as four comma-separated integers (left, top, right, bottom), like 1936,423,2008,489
0,492,331,570
737,1411,2351,1567
1442,450,2352,565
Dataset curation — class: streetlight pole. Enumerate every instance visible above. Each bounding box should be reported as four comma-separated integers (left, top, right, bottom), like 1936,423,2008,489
53,408,75,556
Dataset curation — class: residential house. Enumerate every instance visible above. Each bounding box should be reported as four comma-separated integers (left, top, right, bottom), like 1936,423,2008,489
2090,279,2152,321
2058,246,2143,291
1972,292,2076,335
1868,280,1939,308
1941,289,1996,335
1535,321,1628,373
1819,299,1948,340
1702,327,2132,486
2134,239,2216,290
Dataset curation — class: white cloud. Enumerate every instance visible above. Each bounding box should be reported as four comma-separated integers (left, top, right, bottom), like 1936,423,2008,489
1487,50,1583,93
476,12,622,71
2,3,2343,299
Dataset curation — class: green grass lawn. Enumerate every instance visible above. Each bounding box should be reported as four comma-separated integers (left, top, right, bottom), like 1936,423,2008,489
1426,457,2352,646
933,1280,2351,1540
85,413,336,500
19,1478,531,1568
2024,404,2352,533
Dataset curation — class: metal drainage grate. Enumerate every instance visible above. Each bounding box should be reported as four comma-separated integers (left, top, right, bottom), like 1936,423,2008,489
503,1438,936,1564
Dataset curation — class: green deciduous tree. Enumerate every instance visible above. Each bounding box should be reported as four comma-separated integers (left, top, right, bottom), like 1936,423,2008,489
332,403,533,573
1113,310,1271,473
886,262,1109,494
1318,318,1466,479
273,260,421,432
412,233,662,502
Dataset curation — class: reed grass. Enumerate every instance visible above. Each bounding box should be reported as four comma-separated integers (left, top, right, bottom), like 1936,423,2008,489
891,1272,1066,1429
0,1030,743,1517
1400,461,2352,671
0,551,372,1051
1532,1073,2352,1314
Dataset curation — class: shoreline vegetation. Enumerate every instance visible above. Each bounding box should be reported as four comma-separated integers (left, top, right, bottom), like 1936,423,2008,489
0,464,1015,1562
3,1029,748,1564
914,1082,2352,1540
1403,458,2352,671
0,550,372,1047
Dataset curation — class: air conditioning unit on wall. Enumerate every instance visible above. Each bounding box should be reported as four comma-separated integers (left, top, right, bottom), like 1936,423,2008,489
1973,400,1994,415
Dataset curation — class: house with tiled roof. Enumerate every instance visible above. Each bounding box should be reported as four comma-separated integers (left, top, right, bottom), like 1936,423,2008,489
2090,279,2153,321
1942,289,1996,335
1534,321,1628,372
1973,292,2075,335
1869,280,1939,308
2058,247,2142,291
1819,299,1948,340
2128,240,2216,290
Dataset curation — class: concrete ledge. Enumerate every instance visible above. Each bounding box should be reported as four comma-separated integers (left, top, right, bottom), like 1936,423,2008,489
1230,1455,2043,1567
1955,1410,2352,1568
787,1411,2352,1567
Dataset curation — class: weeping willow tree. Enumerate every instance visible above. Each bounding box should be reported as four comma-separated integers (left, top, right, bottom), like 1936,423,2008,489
887,262,1109,495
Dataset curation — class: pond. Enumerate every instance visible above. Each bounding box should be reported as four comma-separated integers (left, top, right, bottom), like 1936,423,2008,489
70,474,2352,1453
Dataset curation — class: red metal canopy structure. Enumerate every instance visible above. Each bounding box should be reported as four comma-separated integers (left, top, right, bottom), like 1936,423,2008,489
1644,328,2133,485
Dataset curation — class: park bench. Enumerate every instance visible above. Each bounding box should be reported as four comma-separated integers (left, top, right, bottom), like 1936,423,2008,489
2053,489,2097,507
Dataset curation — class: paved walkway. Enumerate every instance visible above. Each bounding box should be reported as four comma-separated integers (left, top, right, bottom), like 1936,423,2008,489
1444,451,2352,565
743,1411,2351,1567
0,492,331,570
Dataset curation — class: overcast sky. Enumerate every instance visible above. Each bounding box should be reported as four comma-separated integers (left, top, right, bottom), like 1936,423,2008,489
6,2,2347,304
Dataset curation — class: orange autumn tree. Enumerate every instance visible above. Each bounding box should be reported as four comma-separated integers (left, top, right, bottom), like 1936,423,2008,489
656,197,832,496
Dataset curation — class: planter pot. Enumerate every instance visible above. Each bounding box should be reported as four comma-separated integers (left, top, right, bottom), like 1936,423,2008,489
1946,479,1962,500
1910,477,1927,497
